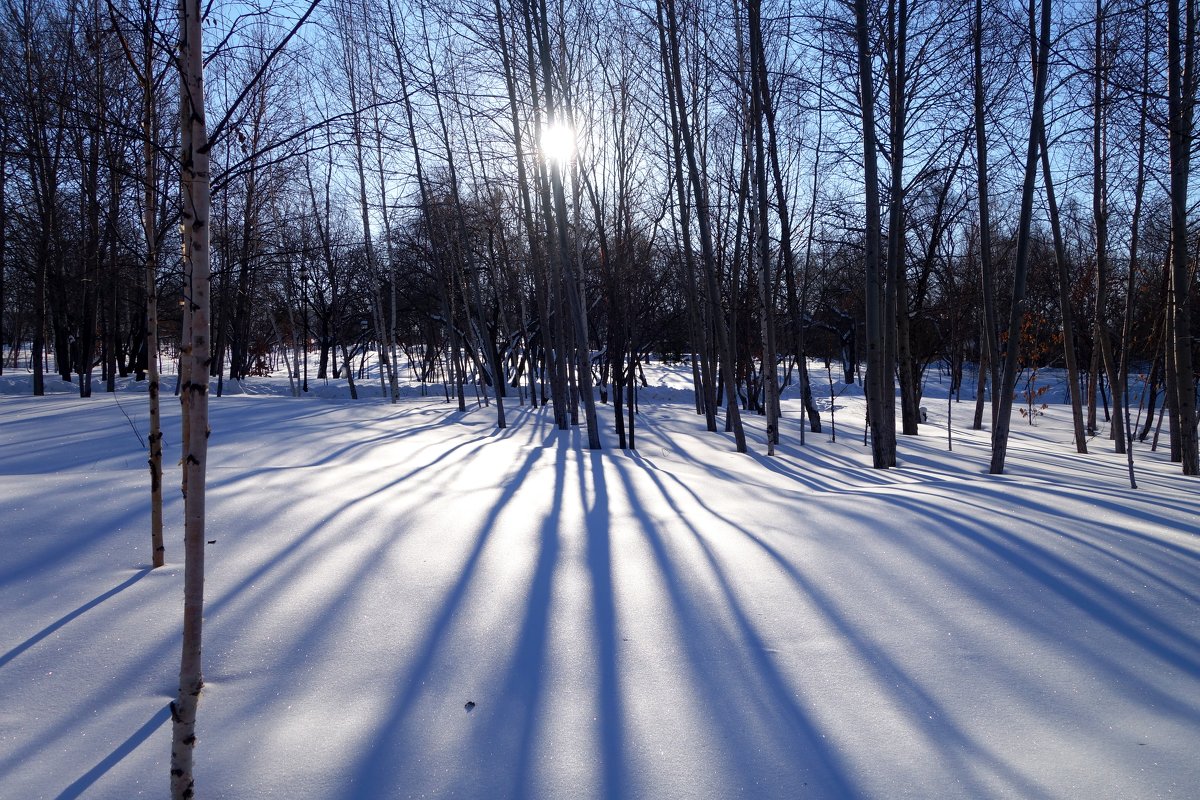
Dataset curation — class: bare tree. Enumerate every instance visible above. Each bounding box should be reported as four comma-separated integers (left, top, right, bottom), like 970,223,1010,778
989,0,1052,475
1165,0,1199,475
851,0,893,468
1091,0,1124,452
972,0,999,430
170,0,212,791
1037,128,1088,454
748,0,779,451
660,0,747,452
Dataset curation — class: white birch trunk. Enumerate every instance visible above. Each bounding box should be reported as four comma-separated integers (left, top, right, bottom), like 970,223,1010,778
171,0,211,792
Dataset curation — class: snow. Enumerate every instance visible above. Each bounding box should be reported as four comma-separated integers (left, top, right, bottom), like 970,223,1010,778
0,361,1197,799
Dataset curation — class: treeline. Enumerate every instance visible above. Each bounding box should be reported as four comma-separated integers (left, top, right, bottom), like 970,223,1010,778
0,0,1196,472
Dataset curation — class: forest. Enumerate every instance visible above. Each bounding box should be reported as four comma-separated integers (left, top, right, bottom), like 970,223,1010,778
1,0,1199,796
1,0,1197,471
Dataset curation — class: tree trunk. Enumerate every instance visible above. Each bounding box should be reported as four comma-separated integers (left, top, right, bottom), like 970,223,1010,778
1092,0,1125,452
420,19,506,430
889,0,918,441
171,0,212,792
852,0,892,468
1037,128,1088,453
1166,0,1199,475
136,12,164,563
0,122,5,378
748,0,778,451
661,0,746,452
493,0,554,420
532,0,595,446
974,0,1000,426
972,319,987,430
990,0,1052,475
385,8,464,416
656,7,715,429
1118,5,1153,488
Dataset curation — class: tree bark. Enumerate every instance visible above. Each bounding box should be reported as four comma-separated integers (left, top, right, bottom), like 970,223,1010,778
853,0,892,468
1037,129,1087,453
655,3,715,429
989,0,1052,475
140,10,164,567
973,0,1000,427
1166,0,1199,475
888,0,918,441
662,0,747,452
748,0,779,451
171,0,212,792
1092,0,1125,452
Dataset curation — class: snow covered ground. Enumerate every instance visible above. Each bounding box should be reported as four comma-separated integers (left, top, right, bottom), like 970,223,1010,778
0,361,1197,799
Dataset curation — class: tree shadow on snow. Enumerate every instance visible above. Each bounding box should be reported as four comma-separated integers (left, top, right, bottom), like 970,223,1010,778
159,398,1199,799
610,452,862,798
53,704,170,799
341,418,562,798
0,568,151,670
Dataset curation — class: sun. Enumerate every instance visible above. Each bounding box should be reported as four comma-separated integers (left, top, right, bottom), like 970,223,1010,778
541,122,576,165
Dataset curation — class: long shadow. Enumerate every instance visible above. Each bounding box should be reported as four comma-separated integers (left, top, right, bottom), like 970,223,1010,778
885,492,1200,678
874,493,1200,724
623,452,1049,798
8,410,544,796
460,433,567,799
1028,522,1200,604
506,454,563,800
53,704,171,799
0,396,545,788
745,447,850,493
0,403,153,475
344,438,552,796
176,405,553,709
0,568,151,669
641,409,895,496
210,429,500,655
610,452,859,797
581,449,625,800
0,599,185,778
209,402,471,470
898,445,1200,521
899,479,1200,585
925,484,1200,588
629,447,874,549
0,498,155,586
200,420,515,627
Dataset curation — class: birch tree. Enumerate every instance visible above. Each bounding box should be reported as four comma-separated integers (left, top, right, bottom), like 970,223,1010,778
170,0,211,790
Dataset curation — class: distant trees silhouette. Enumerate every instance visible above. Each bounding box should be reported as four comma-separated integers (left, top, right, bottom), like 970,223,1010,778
0,0,1195,475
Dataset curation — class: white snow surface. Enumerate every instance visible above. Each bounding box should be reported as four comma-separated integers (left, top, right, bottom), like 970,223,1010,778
0,362,1198,799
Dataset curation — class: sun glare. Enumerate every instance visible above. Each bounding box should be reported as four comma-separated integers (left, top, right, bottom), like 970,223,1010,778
541,122,576,165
